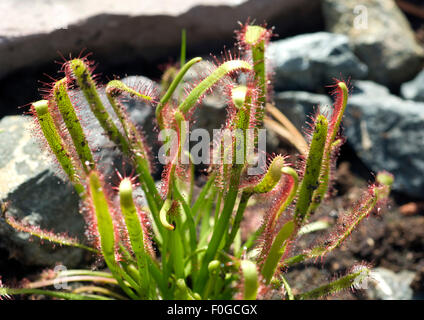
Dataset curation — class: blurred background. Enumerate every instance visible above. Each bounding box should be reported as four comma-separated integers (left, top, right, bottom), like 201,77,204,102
0,0,423,299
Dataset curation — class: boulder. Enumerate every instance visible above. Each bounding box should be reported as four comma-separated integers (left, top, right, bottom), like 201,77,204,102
0,0,326,119
0,116,86,268
344,81,424,198
268,32,368,92
0,0,323,80
322,0,424,89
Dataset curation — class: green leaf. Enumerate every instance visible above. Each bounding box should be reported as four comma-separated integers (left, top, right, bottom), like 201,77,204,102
294,115,328,224
53,78,94,173
88,171,139,299
159,198,174,231
68,59,130,154
156,57,202,129
178,60,252,114
296,265,371,300
240,260,259,300
261,220,295,284
0,287,112,300
32,100,85,195
4,213,97,253
119,178,156,299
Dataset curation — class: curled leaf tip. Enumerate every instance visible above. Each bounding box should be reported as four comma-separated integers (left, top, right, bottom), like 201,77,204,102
231,85,248,109
251,155,285,194
337,80,348,92
376,171,394,187
159,198,175,231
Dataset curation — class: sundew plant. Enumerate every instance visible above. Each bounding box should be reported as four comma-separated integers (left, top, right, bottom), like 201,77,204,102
0,23,393,300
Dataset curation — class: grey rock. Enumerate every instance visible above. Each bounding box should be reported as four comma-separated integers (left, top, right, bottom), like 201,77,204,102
322,0,424,88
367,267,415,300
268,32,368,92
267,90,332,154
401,69,424,102
344,81,424,198
193,94,228,134
0,0,323,80
274,91,331,132
272,84,424,199
0,116,86,268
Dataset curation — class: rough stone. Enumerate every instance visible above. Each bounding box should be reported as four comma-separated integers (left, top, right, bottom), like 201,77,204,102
344,81,424,198
268,32,368,92
367,267,415,300
401,69,424,102
322,0,424,88
0,0,323,80
272,84,424,199
0,116,86,268
274,91,332,132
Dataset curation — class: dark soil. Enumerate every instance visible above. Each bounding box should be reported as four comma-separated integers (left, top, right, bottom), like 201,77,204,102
282,161,424,300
